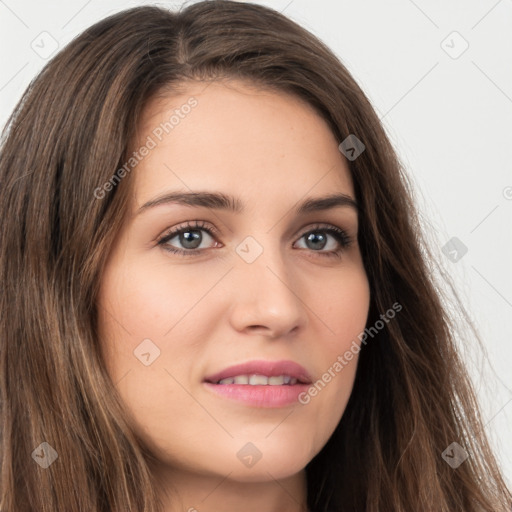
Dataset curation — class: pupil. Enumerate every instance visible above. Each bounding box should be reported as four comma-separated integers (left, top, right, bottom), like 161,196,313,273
306,232,326,250
180,230,201,249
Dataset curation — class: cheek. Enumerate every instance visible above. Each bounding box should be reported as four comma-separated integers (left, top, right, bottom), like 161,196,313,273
310,268,369,407
98,254,224,340
96,257,213,454
96,255,182,385
96,254,229,404
317,265,370,349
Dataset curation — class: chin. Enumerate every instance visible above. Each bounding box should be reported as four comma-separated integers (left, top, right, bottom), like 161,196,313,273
217,436,315,482
221,457,308,483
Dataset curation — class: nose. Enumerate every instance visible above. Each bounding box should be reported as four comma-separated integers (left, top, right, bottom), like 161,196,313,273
227,243,308,338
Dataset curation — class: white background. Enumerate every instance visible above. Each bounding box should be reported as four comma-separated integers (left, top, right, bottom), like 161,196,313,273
1,0,511,487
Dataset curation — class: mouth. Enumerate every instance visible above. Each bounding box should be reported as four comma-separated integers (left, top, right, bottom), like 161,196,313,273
206,374,309,385
203,359,312,385
203,360,312,408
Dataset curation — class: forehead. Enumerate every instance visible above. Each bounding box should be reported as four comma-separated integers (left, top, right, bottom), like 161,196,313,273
131,79,354,210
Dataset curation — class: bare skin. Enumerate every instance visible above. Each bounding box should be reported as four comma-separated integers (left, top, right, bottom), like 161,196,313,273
97,79,370,512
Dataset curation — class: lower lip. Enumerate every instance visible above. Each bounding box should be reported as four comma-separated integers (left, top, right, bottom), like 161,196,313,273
203,382,311,408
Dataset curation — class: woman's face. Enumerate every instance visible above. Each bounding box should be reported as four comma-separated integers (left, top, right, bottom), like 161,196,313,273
97,79,370,484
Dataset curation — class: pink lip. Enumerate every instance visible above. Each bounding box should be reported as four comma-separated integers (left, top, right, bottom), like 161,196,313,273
203,359,312,384
203,382,311,408
203,360,313,408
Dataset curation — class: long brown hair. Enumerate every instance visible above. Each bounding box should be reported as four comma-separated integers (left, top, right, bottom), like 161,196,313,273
1,2,510,511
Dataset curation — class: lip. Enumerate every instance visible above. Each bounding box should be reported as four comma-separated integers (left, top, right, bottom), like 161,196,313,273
203,359,313,408
203,381,311,408
203,359,312,385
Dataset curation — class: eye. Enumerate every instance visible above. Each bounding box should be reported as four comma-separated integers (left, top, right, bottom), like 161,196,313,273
157,220,220,256
294,224,352,258
157,221,352,258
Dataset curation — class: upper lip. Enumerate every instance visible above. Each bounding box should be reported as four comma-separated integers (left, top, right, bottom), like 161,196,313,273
204,360,312,384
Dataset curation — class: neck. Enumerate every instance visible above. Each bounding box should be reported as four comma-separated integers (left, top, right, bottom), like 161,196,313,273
152,464,309,512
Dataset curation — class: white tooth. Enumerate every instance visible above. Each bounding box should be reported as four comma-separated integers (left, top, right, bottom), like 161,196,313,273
217,374,297,385
268,376,286,385
249,374,269,385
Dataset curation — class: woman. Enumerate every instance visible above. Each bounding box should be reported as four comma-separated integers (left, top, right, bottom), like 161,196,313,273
0,1,510,511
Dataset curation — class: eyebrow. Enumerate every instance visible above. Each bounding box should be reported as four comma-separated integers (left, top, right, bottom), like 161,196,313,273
137,191,358,215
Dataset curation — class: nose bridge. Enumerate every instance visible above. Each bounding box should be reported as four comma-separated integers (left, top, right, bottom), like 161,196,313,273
229,233,307,335
236,232,290,288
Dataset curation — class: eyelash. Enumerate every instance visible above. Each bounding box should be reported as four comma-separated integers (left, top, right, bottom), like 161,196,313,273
156,220,353,259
